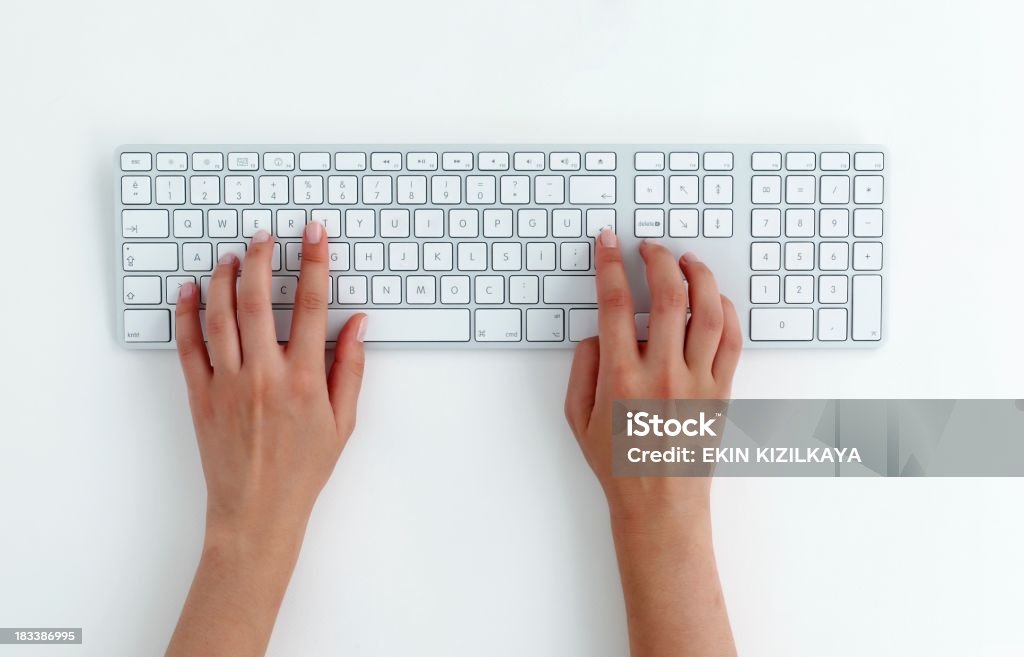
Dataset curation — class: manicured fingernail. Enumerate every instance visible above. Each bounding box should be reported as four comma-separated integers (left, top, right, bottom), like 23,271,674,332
681,251,699,264
305,221,323,244
179,282,196,299
218,253,238,266
599,228,618,248
252,229,270,244
356,316,368,342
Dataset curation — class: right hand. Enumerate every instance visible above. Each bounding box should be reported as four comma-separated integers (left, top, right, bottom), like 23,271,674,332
563,229,742,521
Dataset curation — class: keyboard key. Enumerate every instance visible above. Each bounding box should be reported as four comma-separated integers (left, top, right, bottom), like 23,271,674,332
751,242,781,271
156,152,187,171
259,176,288,204
406,276,436,304
751,152,781,171
585,152,616,170
551,209,582,238
785,275,814,303
466,176,495,204
450,209,479,238
328,176,359,204
431,176,460,204
228,152,259,170
668,209,698,237
294,176,324,204
703,152,733,171
635,176,665,204
568,308,598,341
224,176,255,204
274,309,471,342
819,275,849,303
526,308,565,341
121,153,151,171
534,176,565,204
786,152,815,171
819,242,849,271
585,209,615,236
513,152,545,171
785,175,815,204
265,153,295,170
337,276,368,303
526,243,555,271
478,152,509,171
703,176,733,204
174,209,203,238
364,175,393,204
335,152,367,171
500,175,530,204
560,242,590,270
208,209,238,238
299,152,330,170
123,243,177,271
853,242,883,270
750,275,780,303
668,152,699,171
820,175,850,204
484,209,514,237
785,209,814,237
819,209,850,237
852,275,883,340
750,308,813,341
278,210,306,237
854,152,884,171
475,275,505,303
634,152,665,171
121,176,151,204
155,176,186,204
442,152,473,170
124,309,171,342
372,276,402,303
854,176,884,204
820,152,850,171
785,242,814,271
569,176,616,204
122,209,169,238
751,209,781,237
190,176,220,204
166,276,196,304
550,152,581,171
440,275,469,303
634,209,665,238
703,209,732,237
544,276,596,304
407,152,438,171
818,308,848,341
192,153,223,171
381,209,410,238
751,176,781,204
123,276,162,304
371,152,401,171
669,176,698,204
853,208,883,237
517,209,546,238
509,276,539,304
475,309,521,341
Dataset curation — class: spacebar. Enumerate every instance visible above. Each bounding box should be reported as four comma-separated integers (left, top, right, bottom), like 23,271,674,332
272,309,471,342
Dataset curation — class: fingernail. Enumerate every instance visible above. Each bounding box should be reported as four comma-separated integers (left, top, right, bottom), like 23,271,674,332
356,316,368,342
305,221,323,244
599,228,618,248
179,282,196,299
252,229,270,244
681,251,699,264
218,252,238,266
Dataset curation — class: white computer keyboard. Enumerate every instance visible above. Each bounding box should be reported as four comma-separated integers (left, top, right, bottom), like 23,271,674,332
115,144,887,349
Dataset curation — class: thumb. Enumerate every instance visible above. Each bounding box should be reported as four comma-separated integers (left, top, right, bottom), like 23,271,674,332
328,313,367,437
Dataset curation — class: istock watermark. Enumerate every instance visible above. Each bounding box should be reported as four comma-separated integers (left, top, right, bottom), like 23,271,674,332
612,399,1024,477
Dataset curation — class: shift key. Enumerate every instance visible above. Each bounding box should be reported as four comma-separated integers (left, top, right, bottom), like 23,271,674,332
544,276,597,304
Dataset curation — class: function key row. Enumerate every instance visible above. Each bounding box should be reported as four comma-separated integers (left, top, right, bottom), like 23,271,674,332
751,151,884,172
121,151,619,173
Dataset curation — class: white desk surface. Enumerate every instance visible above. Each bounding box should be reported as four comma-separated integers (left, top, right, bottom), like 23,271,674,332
2,1,1023,655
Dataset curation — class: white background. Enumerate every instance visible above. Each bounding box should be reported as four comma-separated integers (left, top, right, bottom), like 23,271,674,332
2,1,1023,655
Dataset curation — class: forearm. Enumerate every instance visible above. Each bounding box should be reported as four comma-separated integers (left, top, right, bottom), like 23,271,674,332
165,525,307,657
611,510,736,657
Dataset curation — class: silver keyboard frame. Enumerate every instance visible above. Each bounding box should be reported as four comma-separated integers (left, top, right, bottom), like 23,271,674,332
114,144,888,350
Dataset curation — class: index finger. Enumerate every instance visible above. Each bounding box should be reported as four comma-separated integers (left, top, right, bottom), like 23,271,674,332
287,221,330,363
594,229,639,363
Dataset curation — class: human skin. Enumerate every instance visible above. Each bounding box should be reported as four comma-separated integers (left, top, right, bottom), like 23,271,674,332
165,221,366,657
564,229,742,657
165,223,740,657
